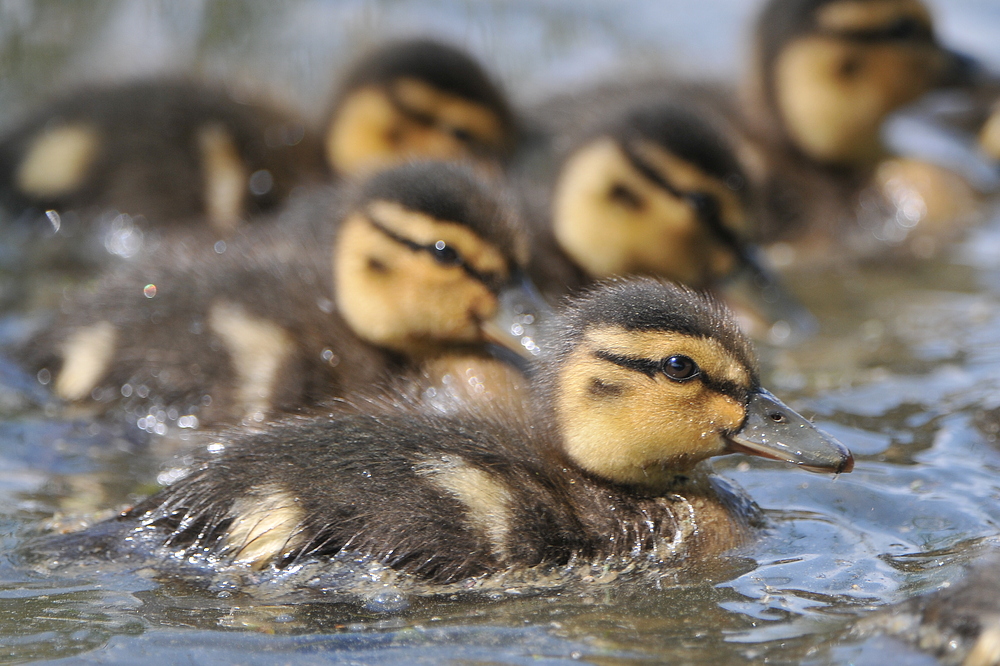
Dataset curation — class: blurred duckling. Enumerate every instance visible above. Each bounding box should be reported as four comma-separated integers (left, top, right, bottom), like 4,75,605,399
324,38,517,177
732,0,983,256
54,279,853,582
0,80,324,237
19,161,542,429
855,543,1000,666
519,95,815,340
0,40,516,272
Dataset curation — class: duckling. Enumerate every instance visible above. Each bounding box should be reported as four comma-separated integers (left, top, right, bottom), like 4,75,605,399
54,279,852,583
0,80,324,238
519,95,815,338
324,38,517,178
19,161,543,429
856,544,1000,666
0,40,516,273
732,0,983,254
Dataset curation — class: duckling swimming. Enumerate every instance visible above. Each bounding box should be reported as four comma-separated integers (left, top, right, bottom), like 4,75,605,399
324,38,517,177
519,94,814,338
53,279,852,583
19,161,541,429
732,0,982,254
0,80,323,238
0,40,516,272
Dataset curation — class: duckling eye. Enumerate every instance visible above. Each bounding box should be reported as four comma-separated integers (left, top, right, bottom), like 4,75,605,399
608,183,645,210
661,355,699,381
432,240,461,266
685,192,720,222
449,126,474,143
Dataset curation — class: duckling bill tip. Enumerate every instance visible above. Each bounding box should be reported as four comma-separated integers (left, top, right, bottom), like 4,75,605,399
726,389,854,474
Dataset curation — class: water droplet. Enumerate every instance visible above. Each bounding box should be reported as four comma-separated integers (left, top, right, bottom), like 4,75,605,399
143,284,157,298
207,442,225,454
214,240,227,254
45,210,61,232
248,169,273,196
120,383,133,397
36,368,51,385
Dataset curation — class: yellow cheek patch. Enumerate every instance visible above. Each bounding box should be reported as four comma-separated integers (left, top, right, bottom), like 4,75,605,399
552,139,740,285
16,123,101,199
197,123,247,233
208,301,293,421
224,486,304,569
334,213,496,354
325,87,401,176
816,0,932,34
392,77,506,149
418,455,513,558
55,320,118,401
554,327,751,487
367,200,509,278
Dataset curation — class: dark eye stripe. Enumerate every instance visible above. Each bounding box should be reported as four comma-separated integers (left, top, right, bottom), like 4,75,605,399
594,350,661,378
593,349,750,402
820,19,934,44
364,213,505,292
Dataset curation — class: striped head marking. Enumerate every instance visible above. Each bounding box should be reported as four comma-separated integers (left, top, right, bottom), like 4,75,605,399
547,280,758,488
334,199,511,356
552,106,749,287
760,0,948,164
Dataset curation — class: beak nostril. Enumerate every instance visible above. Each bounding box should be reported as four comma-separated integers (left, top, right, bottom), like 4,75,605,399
769,412,787,424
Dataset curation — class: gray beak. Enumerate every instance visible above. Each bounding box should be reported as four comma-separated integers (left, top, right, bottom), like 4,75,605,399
479,270,553,361
725,389,854,474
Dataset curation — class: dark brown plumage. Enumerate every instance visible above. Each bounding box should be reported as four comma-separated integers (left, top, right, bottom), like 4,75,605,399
45,280,852,584
18,161,533,429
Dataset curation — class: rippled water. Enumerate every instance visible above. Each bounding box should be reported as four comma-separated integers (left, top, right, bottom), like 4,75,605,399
2,1,1000,663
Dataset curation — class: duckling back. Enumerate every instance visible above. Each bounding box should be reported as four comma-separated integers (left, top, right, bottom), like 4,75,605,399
19,161,539,429
0,80,324,237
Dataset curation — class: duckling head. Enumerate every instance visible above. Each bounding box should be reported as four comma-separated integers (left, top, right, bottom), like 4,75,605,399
552,101,750,288
334,161,541,359
754,0,972,166
325,39,516,177
543,279,852,490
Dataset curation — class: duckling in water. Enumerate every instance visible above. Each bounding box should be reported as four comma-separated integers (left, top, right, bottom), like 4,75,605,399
19,161,541,428
56,280,852,583
519,95,815,338
0,40,515,269
0,80,324,239
733,0,982,256
324,38,517,177
856,544,1000,666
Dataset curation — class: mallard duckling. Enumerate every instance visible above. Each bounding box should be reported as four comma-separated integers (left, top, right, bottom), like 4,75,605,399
324,38,517,178
19,161,542,428
519,95,814,338
59,279,852,583
0,80,324,237
732,0,983,254
0,40,515,272
857,544,1000,666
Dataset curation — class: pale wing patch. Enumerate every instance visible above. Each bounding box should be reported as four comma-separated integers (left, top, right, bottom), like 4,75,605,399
224,486,304,569
419,455,513,558
55,321,118,401
208,301,293,420
197,123,247,233
16,124,100,198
